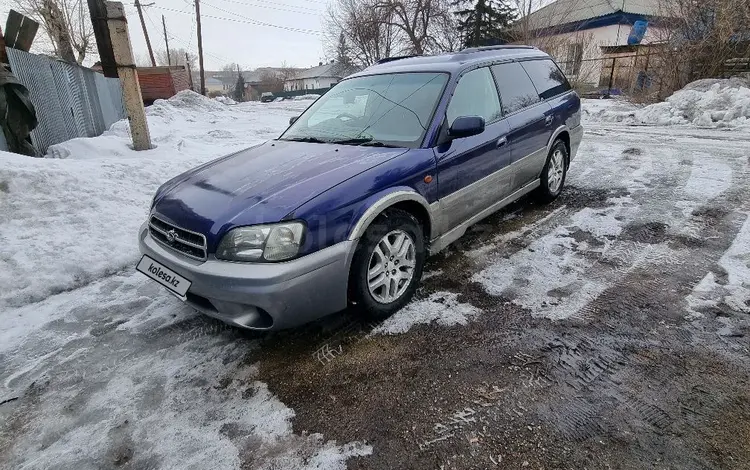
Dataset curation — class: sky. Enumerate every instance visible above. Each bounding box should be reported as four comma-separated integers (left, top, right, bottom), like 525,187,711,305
123,0,328,70
1,0,329,71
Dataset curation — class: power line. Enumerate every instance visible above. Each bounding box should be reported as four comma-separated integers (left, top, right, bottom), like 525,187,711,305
203,0,322,34
213,0,322,15
145,3,321,35
142,6,231,65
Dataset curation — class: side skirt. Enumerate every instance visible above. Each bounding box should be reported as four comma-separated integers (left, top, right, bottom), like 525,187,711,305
428,180,540,254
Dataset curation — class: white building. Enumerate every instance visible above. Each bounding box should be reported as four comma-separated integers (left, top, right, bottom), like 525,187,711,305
522,0,669,89
283,62,356,92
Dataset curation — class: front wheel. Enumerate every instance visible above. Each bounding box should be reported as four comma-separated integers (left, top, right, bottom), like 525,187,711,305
536,140,568,203
350,208,425,321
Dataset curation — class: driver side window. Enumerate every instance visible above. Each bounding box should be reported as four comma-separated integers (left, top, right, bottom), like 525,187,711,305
446,67,502,126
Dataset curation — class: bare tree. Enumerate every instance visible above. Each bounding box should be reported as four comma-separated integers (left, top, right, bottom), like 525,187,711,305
156,48,196,69
651,0,750,95
258,71,284,94
279,61,298,81
12,0,95,63
325,0,398,67
374,0,458,54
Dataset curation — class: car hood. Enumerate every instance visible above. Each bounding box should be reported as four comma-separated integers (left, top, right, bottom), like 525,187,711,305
152,140,408,242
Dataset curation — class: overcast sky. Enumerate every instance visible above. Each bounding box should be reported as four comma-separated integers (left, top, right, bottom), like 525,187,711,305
124,0,328,70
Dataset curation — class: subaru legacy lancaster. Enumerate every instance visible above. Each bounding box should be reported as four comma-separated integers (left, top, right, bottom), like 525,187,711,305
137,45,583,330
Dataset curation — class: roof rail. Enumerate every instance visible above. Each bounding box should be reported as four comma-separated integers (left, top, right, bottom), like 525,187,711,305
376,55,419,64
459,45,536,54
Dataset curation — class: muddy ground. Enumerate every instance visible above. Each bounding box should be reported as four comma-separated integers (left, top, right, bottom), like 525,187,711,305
1,123,749,469
255,126,750,469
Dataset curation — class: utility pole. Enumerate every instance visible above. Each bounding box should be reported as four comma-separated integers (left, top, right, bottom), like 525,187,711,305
105,1,151,150
134,0,155,66
162,15,171,66
195,0,206,95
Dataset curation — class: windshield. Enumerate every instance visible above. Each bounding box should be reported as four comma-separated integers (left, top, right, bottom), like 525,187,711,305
280,72,449,148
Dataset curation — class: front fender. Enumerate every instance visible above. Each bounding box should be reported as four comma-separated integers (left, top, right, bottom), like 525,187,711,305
289,148,437,256
347,187,433,240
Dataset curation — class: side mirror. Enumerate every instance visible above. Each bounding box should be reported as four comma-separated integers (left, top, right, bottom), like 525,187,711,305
289,116,299,125
448,116,485,139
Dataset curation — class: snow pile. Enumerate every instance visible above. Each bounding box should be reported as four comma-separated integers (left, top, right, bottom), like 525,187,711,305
371,292,482,335
293,94,322,101
0,92,309,309
687,214,750,317
215,95,238,105
585,77,750,129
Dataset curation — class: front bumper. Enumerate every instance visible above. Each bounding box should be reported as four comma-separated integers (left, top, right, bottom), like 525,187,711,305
138,223,356,330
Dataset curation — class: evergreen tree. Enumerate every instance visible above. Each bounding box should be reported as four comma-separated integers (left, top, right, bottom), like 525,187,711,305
451,0,517,48
233,67,245,102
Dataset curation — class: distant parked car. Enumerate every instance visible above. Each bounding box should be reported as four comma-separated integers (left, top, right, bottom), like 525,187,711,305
260,92,274,102
138,46,583,331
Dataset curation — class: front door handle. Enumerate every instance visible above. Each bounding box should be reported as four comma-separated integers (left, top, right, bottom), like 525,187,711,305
497,136,508,147
545,115,554,126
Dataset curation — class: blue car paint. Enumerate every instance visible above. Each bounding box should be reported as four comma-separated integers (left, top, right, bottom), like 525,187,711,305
152,140,410,252
152,47,579,261
435,119,512,199
290,151,438,256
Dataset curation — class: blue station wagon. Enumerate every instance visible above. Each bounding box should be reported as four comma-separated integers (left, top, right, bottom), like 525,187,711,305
137,45,583,330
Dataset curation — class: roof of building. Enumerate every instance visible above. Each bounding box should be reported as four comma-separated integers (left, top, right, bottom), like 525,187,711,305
525,0,660,31
349,46,548,78
287,62,359,81
204,77,224,87
243,67,289,84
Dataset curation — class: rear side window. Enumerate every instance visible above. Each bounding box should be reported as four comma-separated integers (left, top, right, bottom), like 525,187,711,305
446,67,502,125
520,59,571,100
490,62,540,114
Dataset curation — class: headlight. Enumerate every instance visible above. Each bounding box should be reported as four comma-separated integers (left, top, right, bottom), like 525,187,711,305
216,222,305,262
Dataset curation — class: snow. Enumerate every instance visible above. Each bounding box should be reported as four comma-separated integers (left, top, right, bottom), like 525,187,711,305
0,91,309,310
293,94,322,101
0,273,371,469
371,292,482,335
687,213,750,317
215,95,237,105
584,78,750,130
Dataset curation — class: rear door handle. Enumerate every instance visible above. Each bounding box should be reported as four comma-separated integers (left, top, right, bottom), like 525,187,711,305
545,115,554,126
497,136,508,147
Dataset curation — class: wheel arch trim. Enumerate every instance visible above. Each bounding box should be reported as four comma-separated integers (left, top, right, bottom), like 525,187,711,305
547,125,570,154
347,189,434,241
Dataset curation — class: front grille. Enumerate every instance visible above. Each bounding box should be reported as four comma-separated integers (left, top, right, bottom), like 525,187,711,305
149,215,207,261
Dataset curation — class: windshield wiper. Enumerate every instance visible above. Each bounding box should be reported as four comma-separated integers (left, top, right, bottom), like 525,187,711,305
281,136,328,144
333,138,399,148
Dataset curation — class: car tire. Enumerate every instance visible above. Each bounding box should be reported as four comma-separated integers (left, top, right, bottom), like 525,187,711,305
536,139,568,203
350,208,426,321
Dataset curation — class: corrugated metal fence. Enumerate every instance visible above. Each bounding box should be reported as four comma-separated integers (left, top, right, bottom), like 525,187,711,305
6,48,126,156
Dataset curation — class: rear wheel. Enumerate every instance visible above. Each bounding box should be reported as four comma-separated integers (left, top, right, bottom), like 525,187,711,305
536,139,568,203
350,208,425,320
